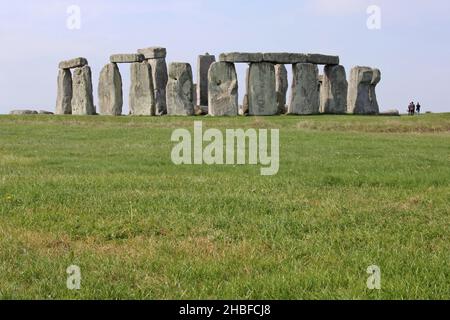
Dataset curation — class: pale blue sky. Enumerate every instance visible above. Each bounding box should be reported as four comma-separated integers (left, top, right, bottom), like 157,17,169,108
0,0,449,114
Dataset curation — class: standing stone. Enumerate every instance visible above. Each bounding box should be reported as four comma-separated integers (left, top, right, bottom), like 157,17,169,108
241,67,250,116
71,66,95,115
248,62,277,116
208,62,238,116
275,64,288,114
288,63,320,115
166,63,194,116
193,84,198,106
147,58,168,115
98,63,123,116
197,53,216,107
56,69,72,115
129,61,155,116
320,65,348,114
138,47,168,115
347,66,381,115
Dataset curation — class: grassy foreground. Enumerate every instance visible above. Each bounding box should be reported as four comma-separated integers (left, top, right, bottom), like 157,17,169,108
0,114,449,300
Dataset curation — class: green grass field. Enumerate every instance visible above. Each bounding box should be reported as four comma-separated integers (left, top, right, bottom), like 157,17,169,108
0,114,449,300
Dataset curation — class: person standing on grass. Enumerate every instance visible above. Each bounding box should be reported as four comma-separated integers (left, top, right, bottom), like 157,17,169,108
408,102,415,115
416,102,421,115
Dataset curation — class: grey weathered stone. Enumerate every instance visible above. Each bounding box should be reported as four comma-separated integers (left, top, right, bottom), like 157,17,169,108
307,54,339,65
129,61,155,116
147,58,168,115
98,63,123,116
248,62,277,116
58,57,88,70
193,84,198,106
56,69,72,115
347,66,381,115
221,52,339,65
138,47,167,59
379,109,400,116
208,62,238,116
197,53,216,106
320,65,348,114
288,63,320,115
263,53,308,64
9,110,38,115
219,52,263,63
110,54,145,64
166,63,195,116
275,64,288,114
71,66,95,115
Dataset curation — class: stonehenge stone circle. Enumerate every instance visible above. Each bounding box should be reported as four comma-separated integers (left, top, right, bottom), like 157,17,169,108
98,63,123,116
71,65,95,115
58,57,88,70
139,47,168,115
55,49,383,117
320,65,348,114
275,64,288,114
197,53,216,106
248,62,277,116
129,61,156,116
288,63,320,115
347,66,381,115
208,62,238,116
166,62,195,116
56,69,73,115
110,54,145,64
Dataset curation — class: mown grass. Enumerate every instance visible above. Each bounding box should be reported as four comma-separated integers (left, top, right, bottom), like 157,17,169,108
0,113,449,300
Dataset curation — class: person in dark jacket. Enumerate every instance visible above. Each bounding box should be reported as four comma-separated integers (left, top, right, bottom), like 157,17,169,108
416,102,421,115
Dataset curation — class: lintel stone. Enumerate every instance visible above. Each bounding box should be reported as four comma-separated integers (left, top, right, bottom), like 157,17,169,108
137,47,167,59
58,57,88,69
110,54,145,64
219,52,263,63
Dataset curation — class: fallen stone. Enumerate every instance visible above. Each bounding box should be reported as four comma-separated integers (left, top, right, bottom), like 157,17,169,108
55,68,73,115
379,109,400,116
275,64,288,114
166,63,195,116
197,53,216,106
219,52,263,63
288,63,320,115
110,54,145,64
98,63,123,116
263,53,308,64
320,65,348,114
208,62,238,116
71,65,95,115
307,54,339,65
148,58,168,115
9,110,38,115
347,66,381,115
248,62,277,116
129,61,156,116
58,57,88,69
195,105,208,116
137,47,167,59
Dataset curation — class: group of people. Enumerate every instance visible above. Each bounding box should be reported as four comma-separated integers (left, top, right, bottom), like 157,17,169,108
408,102,421,115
